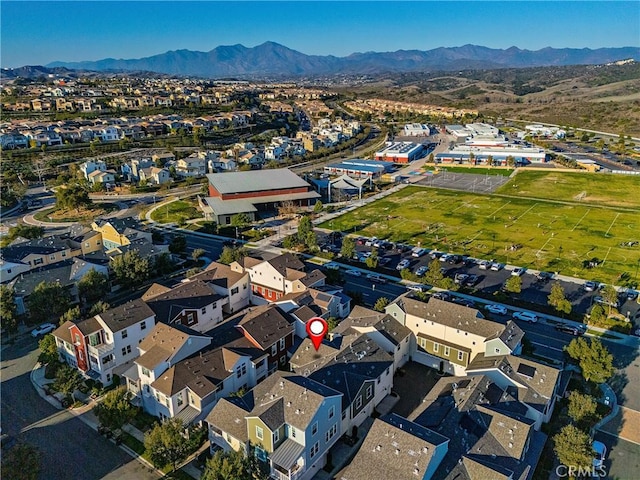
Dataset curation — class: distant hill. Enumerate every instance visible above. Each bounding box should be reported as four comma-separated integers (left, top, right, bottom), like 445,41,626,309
44,42,640,78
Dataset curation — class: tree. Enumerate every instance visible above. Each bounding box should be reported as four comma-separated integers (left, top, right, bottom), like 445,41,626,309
547,282,572,316
94,387,136,431
587,304,606,325
0,285,18,334
109,251,151,289
305,231,319,252
365,249,379,269
506,155,516,167
27,281,71,324
340,236,356,260
192,248,206,261
78,269,110,306
297,216,313,243
424,259,444,286
567,391,598,423
230,213,251,228
89,301,111,315
3,224,44,244
504,275,522,294
327,317,339,332
55,183,92,211
59,306,81,325
374,297,390,312
153,252,176,276
218,246,248,265
1,442,40,480
38,334,59,364
144,418,190,472
565,337,615,384
313,200,323,213
552,424,593,472
169,234,187,254
202,447,268,480
601,284,619,315
54,363,83,402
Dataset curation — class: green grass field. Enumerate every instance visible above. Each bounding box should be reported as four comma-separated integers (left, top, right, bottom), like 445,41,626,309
150,200,201,224
320,179,640,283
424,166,514,176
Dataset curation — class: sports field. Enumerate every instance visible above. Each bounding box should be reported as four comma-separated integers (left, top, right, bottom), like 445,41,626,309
321,173,640,282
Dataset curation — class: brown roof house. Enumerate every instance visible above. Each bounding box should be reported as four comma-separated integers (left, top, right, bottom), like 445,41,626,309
185,261,251,315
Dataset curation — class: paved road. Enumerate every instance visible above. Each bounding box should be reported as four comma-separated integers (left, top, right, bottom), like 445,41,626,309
0,335,158,480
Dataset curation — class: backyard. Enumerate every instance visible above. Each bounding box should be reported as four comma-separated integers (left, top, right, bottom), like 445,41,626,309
319,175,640,282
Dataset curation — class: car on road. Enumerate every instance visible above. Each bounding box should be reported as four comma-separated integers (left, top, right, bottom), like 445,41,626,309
592,440,606,469
31,322,57,337
406,284,429,293
323,262,340,270
511,267,526,276
366,273,387,284
415,266,428,277
345,270,362,277
554,323,586,336
594,296,618,308
512,311,538,323
490,262,504,271
485,304,508,315
452,297,475,308
583,281,597,292
397,259,411,270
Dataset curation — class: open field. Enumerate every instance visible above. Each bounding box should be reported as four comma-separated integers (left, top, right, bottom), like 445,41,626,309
496,171,640,209
33,204,117,223
320,184,640,282
150,200,201,224
424,166,514,177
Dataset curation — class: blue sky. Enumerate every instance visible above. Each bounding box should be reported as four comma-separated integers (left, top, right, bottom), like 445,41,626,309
1,1,638,67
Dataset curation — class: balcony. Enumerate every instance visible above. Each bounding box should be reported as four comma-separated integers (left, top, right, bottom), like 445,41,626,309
88,342,114,358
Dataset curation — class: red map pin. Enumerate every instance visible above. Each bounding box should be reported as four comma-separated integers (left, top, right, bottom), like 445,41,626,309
306,317,328,351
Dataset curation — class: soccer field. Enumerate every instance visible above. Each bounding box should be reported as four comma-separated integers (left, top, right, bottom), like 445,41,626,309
321,184,640,282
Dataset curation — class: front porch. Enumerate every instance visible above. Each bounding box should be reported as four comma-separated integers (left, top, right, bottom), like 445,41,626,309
270,439,305,480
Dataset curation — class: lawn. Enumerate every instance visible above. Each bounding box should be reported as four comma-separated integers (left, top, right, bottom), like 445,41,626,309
424,166,514,176
495,170,640,209
319,184,640,283
33,204,117,223
150,200,201,224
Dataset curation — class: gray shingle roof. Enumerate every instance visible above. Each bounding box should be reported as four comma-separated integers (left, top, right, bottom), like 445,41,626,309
237,305,294,350
97,298,155,332
144,280,222,324
336,305,412,347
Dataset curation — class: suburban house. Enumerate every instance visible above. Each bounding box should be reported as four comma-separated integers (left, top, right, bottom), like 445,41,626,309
386,296,524,375
0,260,31,284
199,168,320,224
80,160,107,180
124,322,212,416
408,375,548,479
235,304,296,372
290,332,394,434
53,299,156,385
465,354,563,429
276,287,352,330
231,253,325,304
142,280,225,333
207,372,343,480
87,169,117,186
139,166,171,185
176,155,207,177
185,261,251,315
10,258,109,315
1,236,82,270
337,413,449,480
91,218,152,251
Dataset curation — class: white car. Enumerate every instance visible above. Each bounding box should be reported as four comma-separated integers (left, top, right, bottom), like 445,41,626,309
511,267,526,276
323,262,340,270
439,254,452,262
485,304,508,315
397,259,411,270
345,269,362,277
592,440,606,469
512,311,538,323
406,284,429,293
490,262,504,271
31,323,57,337
478,260,490,270
594,296,618,308
366,273,387,284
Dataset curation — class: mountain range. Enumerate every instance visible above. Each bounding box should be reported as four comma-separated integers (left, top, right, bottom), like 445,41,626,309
39,42,640,78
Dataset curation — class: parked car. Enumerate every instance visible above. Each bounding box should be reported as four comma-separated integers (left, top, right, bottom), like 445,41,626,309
432,292,451,301
345,270,362,277
485,304,508,315
511,267,526,276
356,237,366,245
594,296,618,308
412,247,428,257
535,271,553,282
448,255,462,264
439,254,452,262
415,266,428,277
430,251,443,259
625,289,638,301
583,281,597,292
323,262,340,270
512,311,538,323
378,257,391,266
406,284,429,293
31,323,57,337
397,259,411,270
453,297,475,308
366,273,387,284
464,274,480,287
592,440,607,469
454,273,469,284
490,262,504,271
554,323,586,336
478,260,490,270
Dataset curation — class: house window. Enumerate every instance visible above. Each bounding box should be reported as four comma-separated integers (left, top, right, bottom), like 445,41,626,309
201,307,206,314
236,364,247,378
177,392,183,407
444,346,450,356
329,406,335,420
355,397,363,410
121,329,128,339
433,342,439,353
256,426,263,440
61,252,66,258
458,351,464,361
106,374,111,383
141,321,146,330
495,348,501,354
50,255,56,260
33,258,43,265
279,338,285,351
231,287,239,295
311,422,318,436
310,442,319,459
142,367,150,377
105,332,110,341
291,427,296,438
366,385,373,399
271,344,277,356
187,313,195,325
121,345,131,356
273,429,280,443
325,424,337,443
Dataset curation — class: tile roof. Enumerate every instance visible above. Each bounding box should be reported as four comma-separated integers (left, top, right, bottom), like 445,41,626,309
338,413,448,480
97,298,155,332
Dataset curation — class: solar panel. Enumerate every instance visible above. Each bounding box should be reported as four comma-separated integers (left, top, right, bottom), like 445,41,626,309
517,363,536,378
